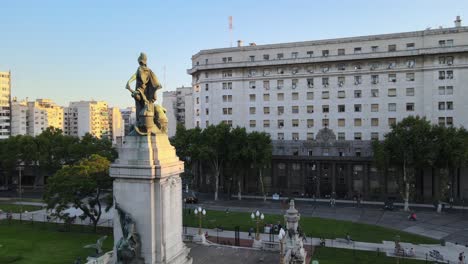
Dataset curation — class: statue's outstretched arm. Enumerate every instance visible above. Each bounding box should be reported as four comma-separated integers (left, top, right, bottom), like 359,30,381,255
125,73,137,92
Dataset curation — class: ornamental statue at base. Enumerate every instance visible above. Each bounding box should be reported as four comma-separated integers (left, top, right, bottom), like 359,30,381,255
125,52,168,135
280,200,307,264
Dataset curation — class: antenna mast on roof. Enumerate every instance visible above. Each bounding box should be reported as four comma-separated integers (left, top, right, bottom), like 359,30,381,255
229,16,233,47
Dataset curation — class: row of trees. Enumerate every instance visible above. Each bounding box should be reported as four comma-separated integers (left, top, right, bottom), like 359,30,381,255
373,116,468,211
0,127,117,186
171,123,272,201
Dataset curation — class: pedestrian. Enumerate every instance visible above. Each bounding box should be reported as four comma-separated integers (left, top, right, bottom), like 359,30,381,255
459,252,465,264
248,227,253,238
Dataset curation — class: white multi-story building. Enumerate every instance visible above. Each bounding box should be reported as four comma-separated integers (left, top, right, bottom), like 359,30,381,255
162,86,194,137
108,107,124,144
188,17,468,141
0,71,11,139
64,101,109,138
120,106,136,136
11,98,64,136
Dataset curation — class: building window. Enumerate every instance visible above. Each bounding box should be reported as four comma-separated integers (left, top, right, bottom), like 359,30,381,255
263,68,270,76
322,77,329,87
322,91,330,99
388,118,396,126
263,54,269,60
292,106,299,114
438,102,446,110
263,80,270,90
388,44,396,52
354,104,362,112
406,43,415,49
371,118,379,127
388,103,397,112
338,76,345,86
292,92,299,100
307,78,314,88
307,133,314,140
322,50,329,57
263,120,270,127
222,82,233,89
249,81,256,89
222,57,232,63
277,133,284,140
307,119,314,128
322,105,329,113
354,118,362,127
306,51,313,57
406,87,415,96
249,55,255,62
277,80,284,89
406,73,415,81
438,117,445,126
371,132,379,140
354,90,362,98
388,74,397,82
354,47,362,54
222,95,232,102
388,88,397,97
277,106,284,115
388,61,396,69
322,65,330,73
447,101,453,110
277,67,284,74
447,117,453,126
278,120,284,128
446,86,453,95
337,63,346,71
371,104,379,112
264,107,270,114
277,53,284,59
371,46,378,52
338,118,345,127
338,49,345,55
370,89,378,98
292,79,298,88
322,119,329,127
222,108,233,115
447,70,453,79
291,52,298,59
277,93,284,101
307,105,314,113
406,59,415,68
292,133,299,141
249,94,256,102
338,132,345,140
338,90,346,98
439,71,446,80
292,119,299,127
248,69,256,77
249,120,256,127
371,75,379,84
263,94,270,101
354,76,362,85
354,132,362,140
222,70,232,77
205,96,209,103
196,97,199,104
338,105,345,112
249,107,256,114
205,83,209,90
307,92,314,100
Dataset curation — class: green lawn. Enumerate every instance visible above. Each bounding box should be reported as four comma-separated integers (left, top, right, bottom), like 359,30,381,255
311,247,426,264
0,204,43,213
183,210,437,244
0,220,113,264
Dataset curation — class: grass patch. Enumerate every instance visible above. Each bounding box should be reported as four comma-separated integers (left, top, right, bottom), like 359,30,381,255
311,247,426,264
0,220,113,264
183,210,437,244
0,204,43,213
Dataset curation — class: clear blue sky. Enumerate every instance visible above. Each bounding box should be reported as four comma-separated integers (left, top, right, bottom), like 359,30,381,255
1,0,467,108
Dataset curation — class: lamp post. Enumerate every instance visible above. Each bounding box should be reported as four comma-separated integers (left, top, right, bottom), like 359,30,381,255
16,166,23,213
251,210,265,241
278,228,286,264
194,207,206,236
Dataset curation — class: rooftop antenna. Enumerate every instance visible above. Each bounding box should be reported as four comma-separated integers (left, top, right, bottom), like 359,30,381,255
229,16,233,47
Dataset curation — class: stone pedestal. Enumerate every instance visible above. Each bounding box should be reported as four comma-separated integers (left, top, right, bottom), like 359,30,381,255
110,133,192,264
283,200,307,264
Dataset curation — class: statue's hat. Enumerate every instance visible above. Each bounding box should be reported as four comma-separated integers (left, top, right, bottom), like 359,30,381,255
138,52,147,65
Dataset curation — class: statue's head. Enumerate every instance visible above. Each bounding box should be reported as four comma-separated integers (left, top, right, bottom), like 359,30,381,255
138,52,148,66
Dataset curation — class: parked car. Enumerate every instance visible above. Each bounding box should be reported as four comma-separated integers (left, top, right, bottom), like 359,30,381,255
183,191,198,204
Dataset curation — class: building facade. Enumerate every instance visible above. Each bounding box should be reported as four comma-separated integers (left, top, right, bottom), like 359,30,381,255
64,101,109,138
188,18,468,200
108,107,124,144
162,86,194,137
11,98,64,136
0,71,11,139
120,106,136,136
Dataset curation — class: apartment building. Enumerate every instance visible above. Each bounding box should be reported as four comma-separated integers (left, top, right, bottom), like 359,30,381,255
187,17,468,200
162,86,194,137
11,98,64,136
0,71,11,139
120,107,136,136
108,107,124,144
64,101,109,138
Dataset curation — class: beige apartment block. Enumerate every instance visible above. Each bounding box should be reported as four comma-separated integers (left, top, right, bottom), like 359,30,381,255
64,101,110,138
0,71,11,139
11,98,64,136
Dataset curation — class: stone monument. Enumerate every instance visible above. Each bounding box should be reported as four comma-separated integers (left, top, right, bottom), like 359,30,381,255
109,53,192,264
281,200,307,264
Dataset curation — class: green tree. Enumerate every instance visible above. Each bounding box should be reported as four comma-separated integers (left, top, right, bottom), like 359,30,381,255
198,123,231,201
44,154,113,232
377,116,433,211
247,131,272,202
227,127,249,200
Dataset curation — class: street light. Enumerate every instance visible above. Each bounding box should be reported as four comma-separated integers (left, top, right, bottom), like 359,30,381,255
278,228,286,264
251,210,265,241
16,166,23,213
194,207,206,235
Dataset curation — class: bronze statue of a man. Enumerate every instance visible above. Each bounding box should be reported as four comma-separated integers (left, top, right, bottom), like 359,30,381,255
126,53,168,135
